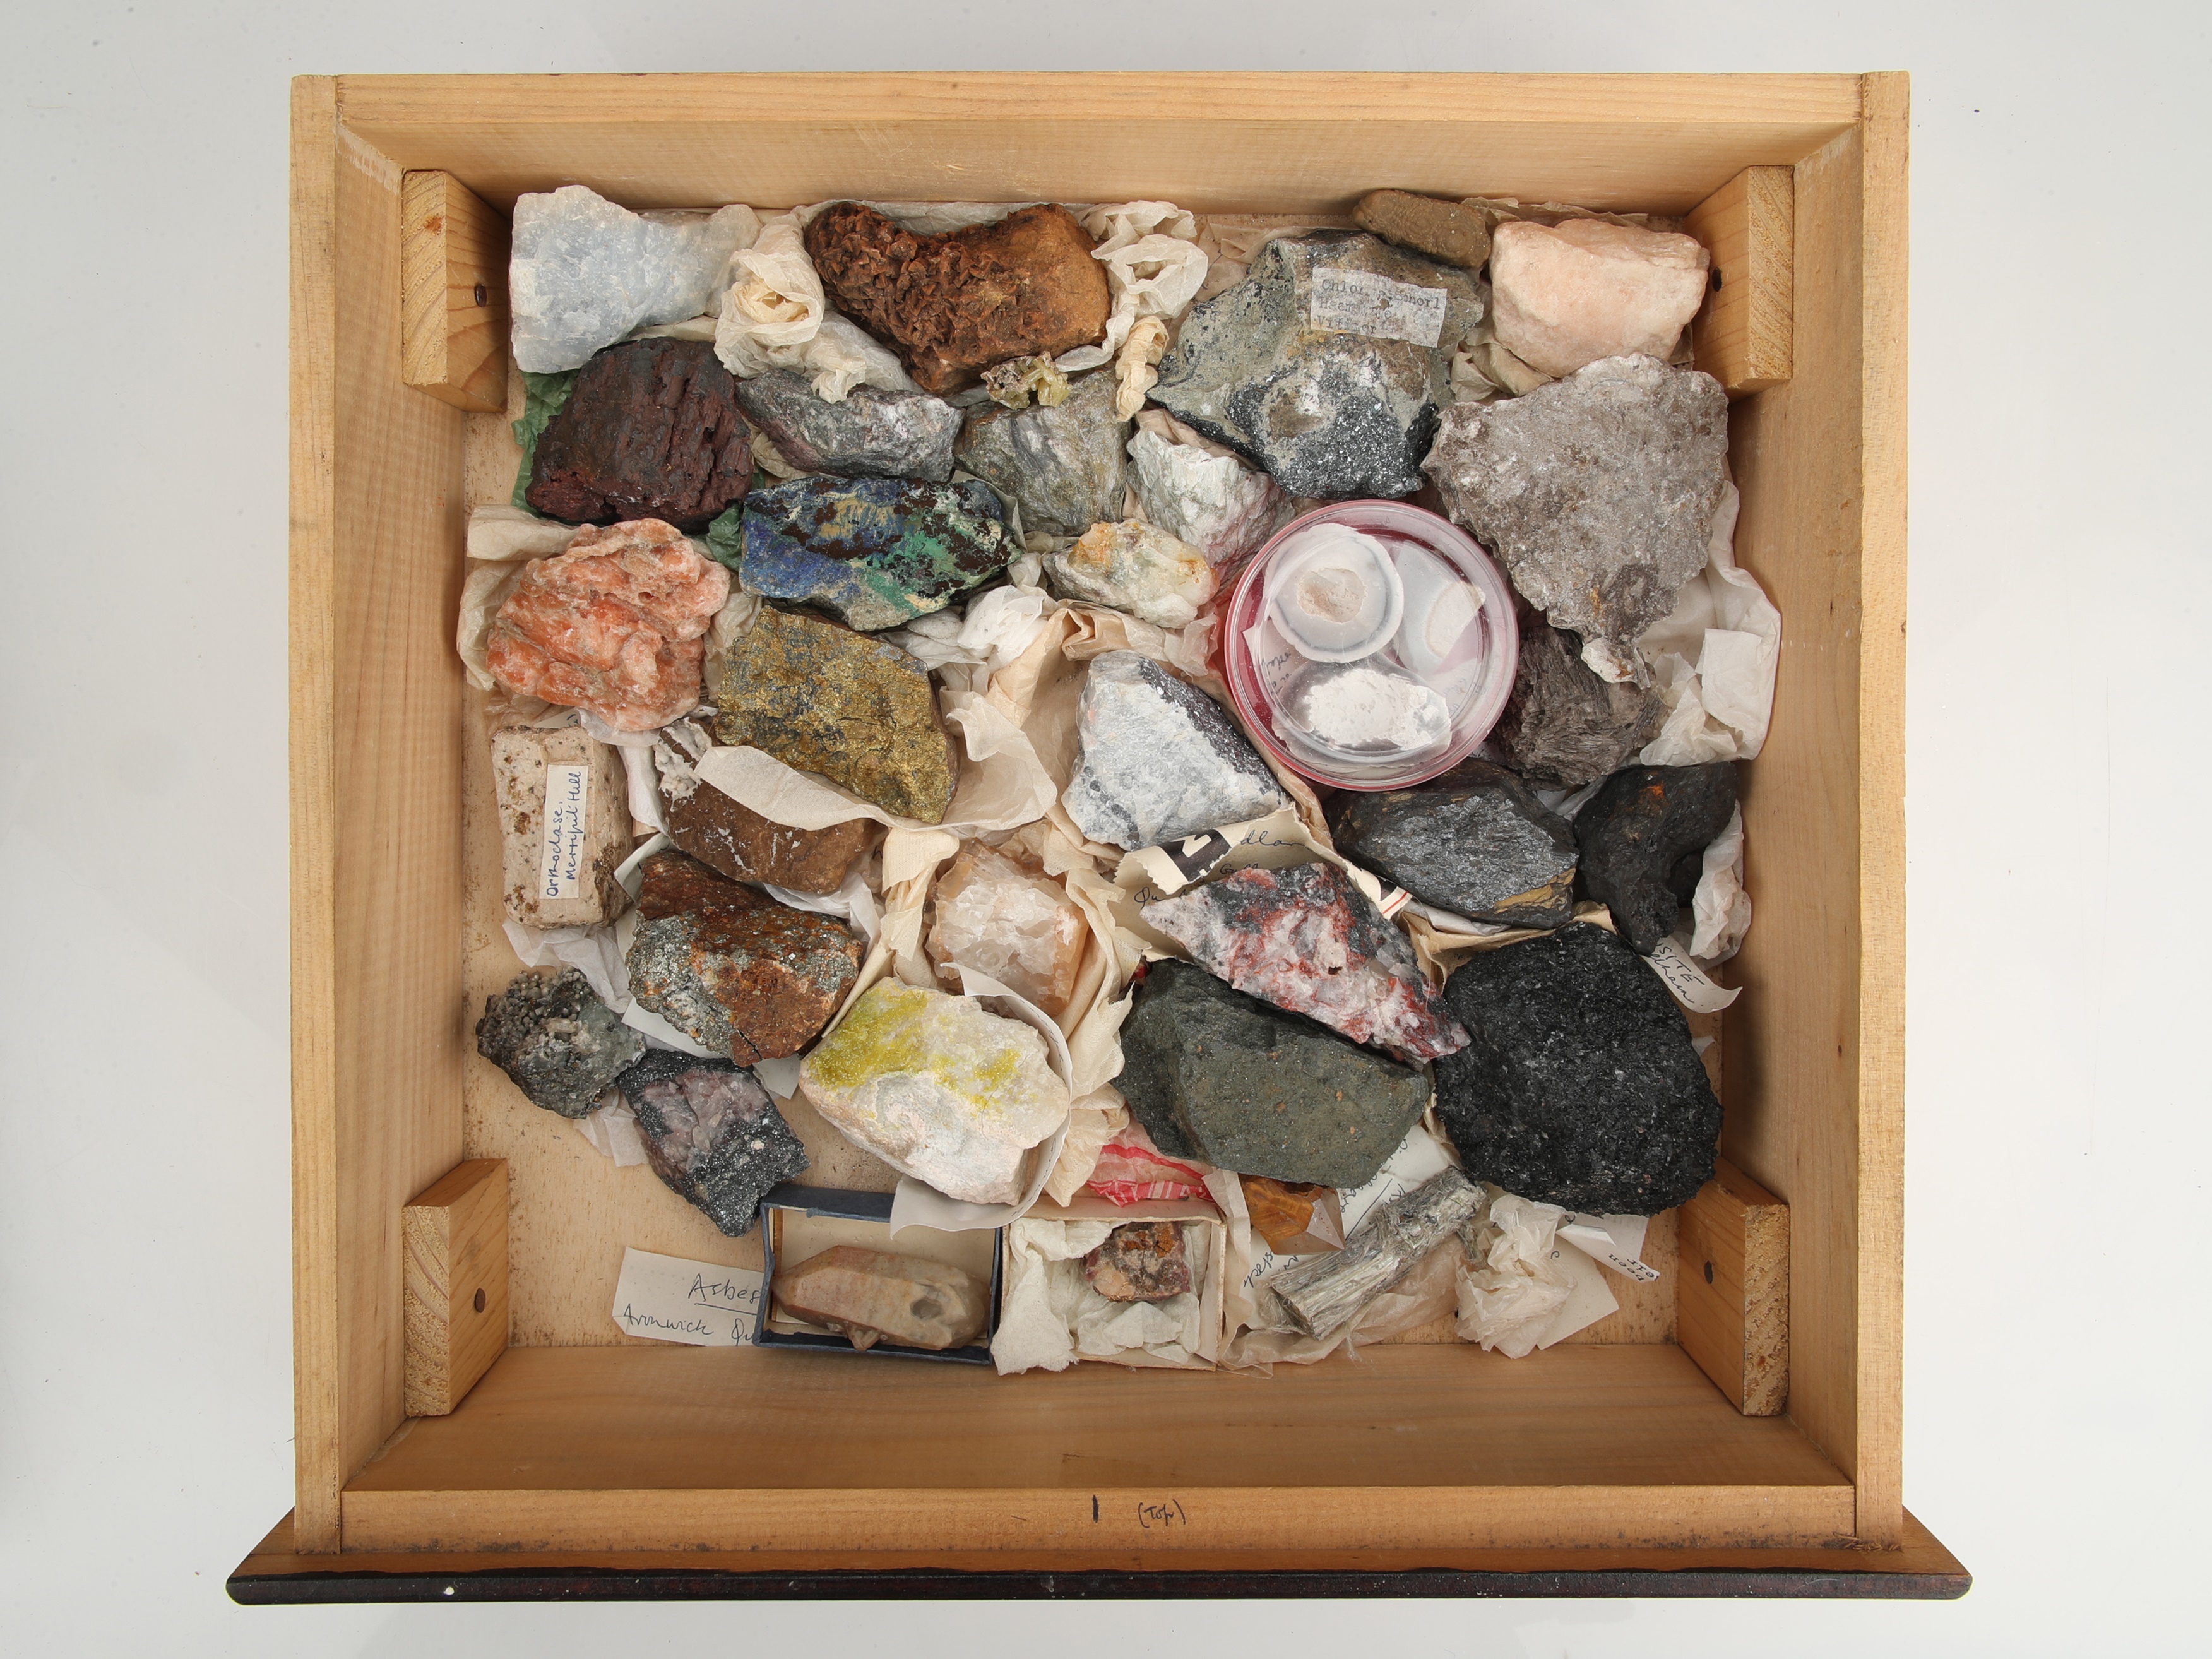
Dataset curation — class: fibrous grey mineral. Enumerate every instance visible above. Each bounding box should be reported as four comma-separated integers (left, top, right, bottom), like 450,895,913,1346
954,368,1128,537
509,186,756,374
1423,354,1728,676
1330,759,1579,928
1061,651,1287,850
1149,231,1484,499
1492,620,1665,787
615,1049,809,1237
733,369,962,482
475,966,645,1118
1434,922,1721,1215
1572,762,1739,955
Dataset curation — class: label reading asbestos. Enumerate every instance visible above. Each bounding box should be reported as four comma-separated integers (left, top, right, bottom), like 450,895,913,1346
1307,266,1451,347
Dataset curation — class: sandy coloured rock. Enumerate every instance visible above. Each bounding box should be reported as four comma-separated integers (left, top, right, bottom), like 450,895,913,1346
491,725,633,928
1488,218,1710,380
1352,189,1492,270
773,1244,993,1351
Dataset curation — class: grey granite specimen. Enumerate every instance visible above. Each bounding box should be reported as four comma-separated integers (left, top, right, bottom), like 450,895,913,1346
1265,1167,1483,1338
1116,958,1432,1188
1492,620,1665,788
1423,354,1729,675
1061,651,1287,850
1149,231,1484,499
1435,922,1721,1214
615,1049,810,1237
475,966,645,1118
733,369,963,482
1330,760,1579,929
1573,762,1739,955
954,369,1129,538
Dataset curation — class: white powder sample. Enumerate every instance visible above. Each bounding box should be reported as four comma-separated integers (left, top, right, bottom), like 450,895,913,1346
1288,663,1452,755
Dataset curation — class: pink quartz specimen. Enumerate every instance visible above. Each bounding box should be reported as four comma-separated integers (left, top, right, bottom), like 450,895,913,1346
485,518,731,731
1139,860,1469,1062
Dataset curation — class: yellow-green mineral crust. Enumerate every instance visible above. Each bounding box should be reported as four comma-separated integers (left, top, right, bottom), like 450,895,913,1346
714,606,958,823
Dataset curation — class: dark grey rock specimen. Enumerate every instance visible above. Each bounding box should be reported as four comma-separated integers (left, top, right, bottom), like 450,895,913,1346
1574,763,1738,954
475,967,645,1118
615,1049,810,1237
1061,651,1287,849
954,368,1128,538
1331,760,1578,928
1423,355,1728,675
1150,231,1484,499
1493,621,1665,788
1435,922,1720,1215
1117,958,1430,1188
733,369,962,482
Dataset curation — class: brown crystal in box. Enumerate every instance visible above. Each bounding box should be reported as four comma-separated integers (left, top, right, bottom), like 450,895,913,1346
1085,1220,1192,1304
773,1243,992,1352
660,756,875,895
1240,1175,1346,1256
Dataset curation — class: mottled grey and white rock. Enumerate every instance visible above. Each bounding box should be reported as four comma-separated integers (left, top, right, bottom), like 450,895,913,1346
1150,232,1484,499
510,186,758,374
475,967,645,1118
1127,428,1287,566
733,369,961,482
1044,520,1215,628
1117,959,1431,1187
1265,1167,1482,1338
1331,761,1579,928
954,369,1128,537
1573,762,1739,954
1424,355,1729,678
1061,651,1287,850
1435,922,1721,1214
616,1049,810,1237
1492,621,1665,788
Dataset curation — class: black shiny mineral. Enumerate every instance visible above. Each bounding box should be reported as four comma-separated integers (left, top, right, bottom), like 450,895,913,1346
1331,759,1579,928
525,338,752,532
1434,922,1720,1215
615,1049,809,1237
475,966,645,1118
1574,763,1739,954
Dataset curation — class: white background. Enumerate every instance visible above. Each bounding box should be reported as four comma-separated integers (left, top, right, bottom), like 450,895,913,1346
2,2,2204,1653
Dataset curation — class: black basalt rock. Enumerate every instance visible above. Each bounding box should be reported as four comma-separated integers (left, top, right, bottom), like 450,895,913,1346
1574,762,1739,954
1330,759,1579,928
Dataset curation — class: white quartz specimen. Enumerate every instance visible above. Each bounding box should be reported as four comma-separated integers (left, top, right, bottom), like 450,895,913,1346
1045,521,1217,629
1127,427,1287,567
1062,651,1287,850
511,186,761,374
799,982,1072,1206
926,847,1088,1016
1266,523,1405,662
1488,219,1711,380
1285,661,1452,757
1390,542,1484,675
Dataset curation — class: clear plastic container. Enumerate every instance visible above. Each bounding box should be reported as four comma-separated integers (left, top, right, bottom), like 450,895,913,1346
1222,501,1518,790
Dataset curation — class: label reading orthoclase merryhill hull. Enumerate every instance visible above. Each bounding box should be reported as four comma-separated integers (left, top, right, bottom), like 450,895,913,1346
540,761,590,900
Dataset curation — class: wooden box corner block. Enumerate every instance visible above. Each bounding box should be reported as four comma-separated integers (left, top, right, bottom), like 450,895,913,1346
399,170,509,413
1685,165,1794,396
1677,1157,1790,1415
403,1159,509,1417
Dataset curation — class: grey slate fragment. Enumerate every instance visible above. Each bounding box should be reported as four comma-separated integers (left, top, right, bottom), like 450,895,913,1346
1493,621,1665,788
734,369,963,483
1434,922,1721,1215
1149,231,1484,499
1331,760,1579,927
475,966,645,1118
1574,763,1739,955
1423,355,1729,674
1117,958,1432,1188
954,369,1128,537
615,1049,810,1237
1061,651,1287,850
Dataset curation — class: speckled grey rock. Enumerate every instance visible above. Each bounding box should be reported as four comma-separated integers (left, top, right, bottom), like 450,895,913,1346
1435,922,1721,1215
1423,355,1729,677
615,1050,810,1237
1117,959,1432,1187
734,369,962,482
475,967,646,1118
1493,621,1665,788
1149,232,1484,499
1574,763,1739,954
954,369,1128,537
1061,651,1287,850
1331,761,1579,928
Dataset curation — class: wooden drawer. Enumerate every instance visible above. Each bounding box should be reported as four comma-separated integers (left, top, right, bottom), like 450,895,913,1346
239,71,1960,1602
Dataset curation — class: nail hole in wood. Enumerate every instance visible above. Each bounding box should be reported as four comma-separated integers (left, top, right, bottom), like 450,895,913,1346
473,1287,487,1313
1711,268,1723,290
1703,1261,1715,1284
473,283,489,307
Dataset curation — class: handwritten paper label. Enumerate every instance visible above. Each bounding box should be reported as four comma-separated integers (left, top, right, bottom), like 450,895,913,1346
539,762,590,901
1558,1212,1662,1283
1308,267,1450,348
610,1247,761,1346
1645,934,1741,1013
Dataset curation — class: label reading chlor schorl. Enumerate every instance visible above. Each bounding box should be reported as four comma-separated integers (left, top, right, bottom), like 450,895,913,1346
1307,267,1451,348
540,761,590,900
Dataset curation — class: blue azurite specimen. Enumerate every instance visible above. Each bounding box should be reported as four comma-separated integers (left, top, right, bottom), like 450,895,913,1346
727,475,1010,632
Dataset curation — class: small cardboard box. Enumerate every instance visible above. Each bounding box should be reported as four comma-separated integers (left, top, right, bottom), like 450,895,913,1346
1008,1194,1228,1371
756,1184,1002,1365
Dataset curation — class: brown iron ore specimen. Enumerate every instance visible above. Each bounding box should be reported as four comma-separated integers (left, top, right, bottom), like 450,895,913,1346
525,338,753,532
1240,1175,1345,1255
624,848,862,1064
774,1244,992,1351
804,202,1112,395
1352,189,1492,270
657,741,876,894
1085,1221,1193,1303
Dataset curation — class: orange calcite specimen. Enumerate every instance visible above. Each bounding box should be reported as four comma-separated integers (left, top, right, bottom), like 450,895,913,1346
486,518,730,731
773,1244,992,1352
1240,1175,1346,1255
